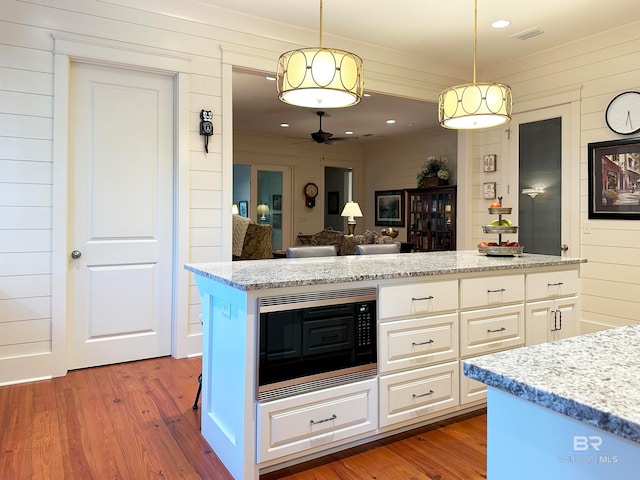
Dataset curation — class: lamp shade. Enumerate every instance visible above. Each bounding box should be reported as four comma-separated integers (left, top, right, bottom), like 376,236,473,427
341,201,363,218
439,82,512,129
277,47,364,108
231,204,239,215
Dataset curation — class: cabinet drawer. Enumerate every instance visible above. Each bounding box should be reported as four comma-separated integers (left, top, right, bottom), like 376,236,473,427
256,379,377,463
378,280,458,320
526,269,579,300
379,361,459,428
460,274,524,309
378,313,458,373
460,304,524,357
460,360,486,405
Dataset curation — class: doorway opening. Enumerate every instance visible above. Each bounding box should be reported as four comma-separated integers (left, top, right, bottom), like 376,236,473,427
325,167,353,233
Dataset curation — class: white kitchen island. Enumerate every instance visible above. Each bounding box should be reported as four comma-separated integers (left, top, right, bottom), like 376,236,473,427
186,250,585,480
464,324,640,479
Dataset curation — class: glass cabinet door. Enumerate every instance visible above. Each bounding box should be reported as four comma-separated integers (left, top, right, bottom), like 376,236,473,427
406,187,456,252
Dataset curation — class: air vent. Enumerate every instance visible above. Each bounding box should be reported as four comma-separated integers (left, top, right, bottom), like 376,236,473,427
511,27,544,41
258,287,376,313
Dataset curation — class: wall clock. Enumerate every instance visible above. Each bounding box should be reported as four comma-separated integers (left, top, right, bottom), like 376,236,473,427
304,182,318,208
605,91,640,135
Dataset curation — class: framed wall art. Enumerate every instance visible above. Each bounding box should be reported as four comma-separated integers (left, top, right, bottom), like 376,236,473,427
483,154,497,172
238,200,248,218
375,190,405,226
483,182,496,199
588,138,640,219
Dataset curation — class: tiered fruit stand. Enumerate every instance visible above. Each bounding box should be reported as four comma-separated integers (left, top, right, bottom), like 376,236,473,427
478,199,524,256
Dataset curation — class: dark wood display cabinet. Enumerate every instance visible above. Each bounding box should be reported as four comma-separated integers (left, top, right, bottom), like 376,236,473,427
406,186,456,252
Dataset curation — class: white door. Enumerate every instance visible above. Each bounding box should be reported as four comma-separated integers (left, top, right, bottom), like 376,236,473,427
68,62,174,369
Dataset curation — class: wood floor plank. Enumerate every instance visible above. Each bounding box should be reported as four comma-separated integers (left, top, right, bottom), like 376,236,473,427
0,357,487,480
30,380,64,479
1,384,34,480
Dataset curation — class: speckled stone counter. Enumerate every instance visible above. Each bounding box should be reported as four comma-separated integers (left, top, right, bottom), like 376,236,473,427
185,250,584,291
465,324,640,479
464,324,640,444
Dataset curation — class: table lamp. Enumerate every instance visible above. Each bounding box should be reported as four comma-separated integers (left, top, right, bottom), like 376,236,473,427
341,201,363,235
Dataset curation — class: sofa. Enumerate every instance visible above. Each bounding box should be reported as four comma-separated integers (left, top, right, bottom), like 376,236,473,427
232,215,273,260
295,227,396,256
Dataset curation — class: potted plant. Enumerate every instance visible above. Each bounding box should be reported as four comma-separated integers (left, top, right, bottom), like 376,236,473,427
417,156,449,187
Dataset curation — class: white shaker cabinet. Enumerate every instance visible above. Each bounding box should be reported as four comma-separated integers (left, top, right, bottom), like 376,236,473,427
525,270,579,346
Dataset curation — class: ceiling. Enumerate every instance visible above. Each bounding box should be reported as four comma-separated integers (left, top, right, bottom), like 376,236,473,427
200,0,640,142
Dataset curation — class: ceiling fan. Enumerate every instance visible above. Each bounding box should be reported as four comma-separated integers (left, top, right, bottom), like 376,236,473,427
309,111,358,145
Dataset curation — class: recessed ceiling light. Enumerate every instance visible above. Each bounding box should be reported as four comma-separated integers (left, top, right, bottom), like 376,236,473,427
364,93,371,97
265,76,276,81
280,123,289,127
344,130,354,135
386,119,396,124
491,19,510,29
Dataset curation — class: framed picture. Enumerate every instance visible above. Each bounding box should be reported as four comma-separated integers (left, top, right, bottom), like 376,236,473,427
483,154,497,172
272,194,281,211
238,200,248,218
588,138,640,219
272,213,282,229
375,190,405,226
483,182,496,199
327,191,340,215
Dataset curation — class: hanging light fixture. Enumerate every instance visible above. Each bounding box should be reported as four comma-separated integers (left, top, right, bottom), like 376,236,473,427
276,0,364,108
438,0,512,129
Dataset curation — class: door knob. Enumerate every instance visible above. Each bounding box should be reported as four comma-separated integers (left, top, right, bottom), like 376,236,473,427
560,244,569,252
71,250,82,259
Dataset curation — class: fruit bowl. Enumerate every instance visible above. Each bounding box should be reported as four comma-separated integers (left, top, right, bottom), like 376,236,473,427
488,207,512,214
478,245,524,256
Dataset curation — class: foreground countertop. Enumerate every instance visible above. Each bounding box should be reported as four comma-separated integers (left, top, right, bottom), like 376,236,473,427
185,250,584,291
464,324,640,444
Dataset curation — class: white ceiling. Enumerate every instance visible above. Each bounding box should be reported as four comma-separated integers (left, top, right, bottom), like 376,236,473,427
199,0,640,142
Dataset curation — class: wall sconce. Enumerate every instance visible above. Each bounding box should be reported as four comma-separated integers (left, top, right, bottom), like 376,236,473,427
522,185,545,198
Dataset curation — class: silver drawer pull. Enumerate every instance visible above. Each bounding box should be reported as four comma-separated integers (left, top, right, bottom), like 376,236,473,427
412,390,435,399
310,414,337,425
547,282,564,287
487,327,506,333
412,339,434,346
412,296,434,301
487,288,506,293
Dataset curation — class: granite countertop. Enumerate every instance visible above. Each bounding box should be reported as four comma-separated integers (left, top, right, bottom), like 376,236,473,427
185,250,584,291
464,324,640,444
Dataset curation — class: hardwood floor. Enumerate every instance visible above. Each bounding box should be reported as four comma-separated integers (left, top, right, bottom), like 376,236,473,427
0,357,486,479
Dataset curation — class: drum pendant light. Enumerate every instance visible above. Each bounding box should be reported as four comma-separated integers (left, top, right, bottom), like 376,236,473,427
438,0,512,129
276,0,364,109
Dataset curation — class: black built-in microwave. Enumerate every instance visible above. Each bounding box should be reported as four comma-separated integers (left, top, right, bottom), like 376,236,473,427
258,289,377,401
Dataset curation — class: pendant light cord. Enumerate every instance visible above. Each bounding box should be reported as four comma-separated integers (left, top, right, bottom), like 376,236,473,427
319,0,323,48
473,0,477,83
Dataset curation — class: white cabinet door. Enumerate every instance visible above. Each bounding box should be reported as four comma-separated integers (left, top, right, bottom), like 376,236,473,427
526,296,578,346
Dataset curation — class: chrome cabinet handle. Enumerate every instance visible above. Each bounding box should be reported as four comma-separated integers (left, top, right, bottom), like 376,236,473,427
413,390,435,399
70,250,82,259
547,282,564,287
487,327,506,333
310,414,337,425
412,296,434,301
412,339,434,346
487,288,506,293
551,310,563,332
